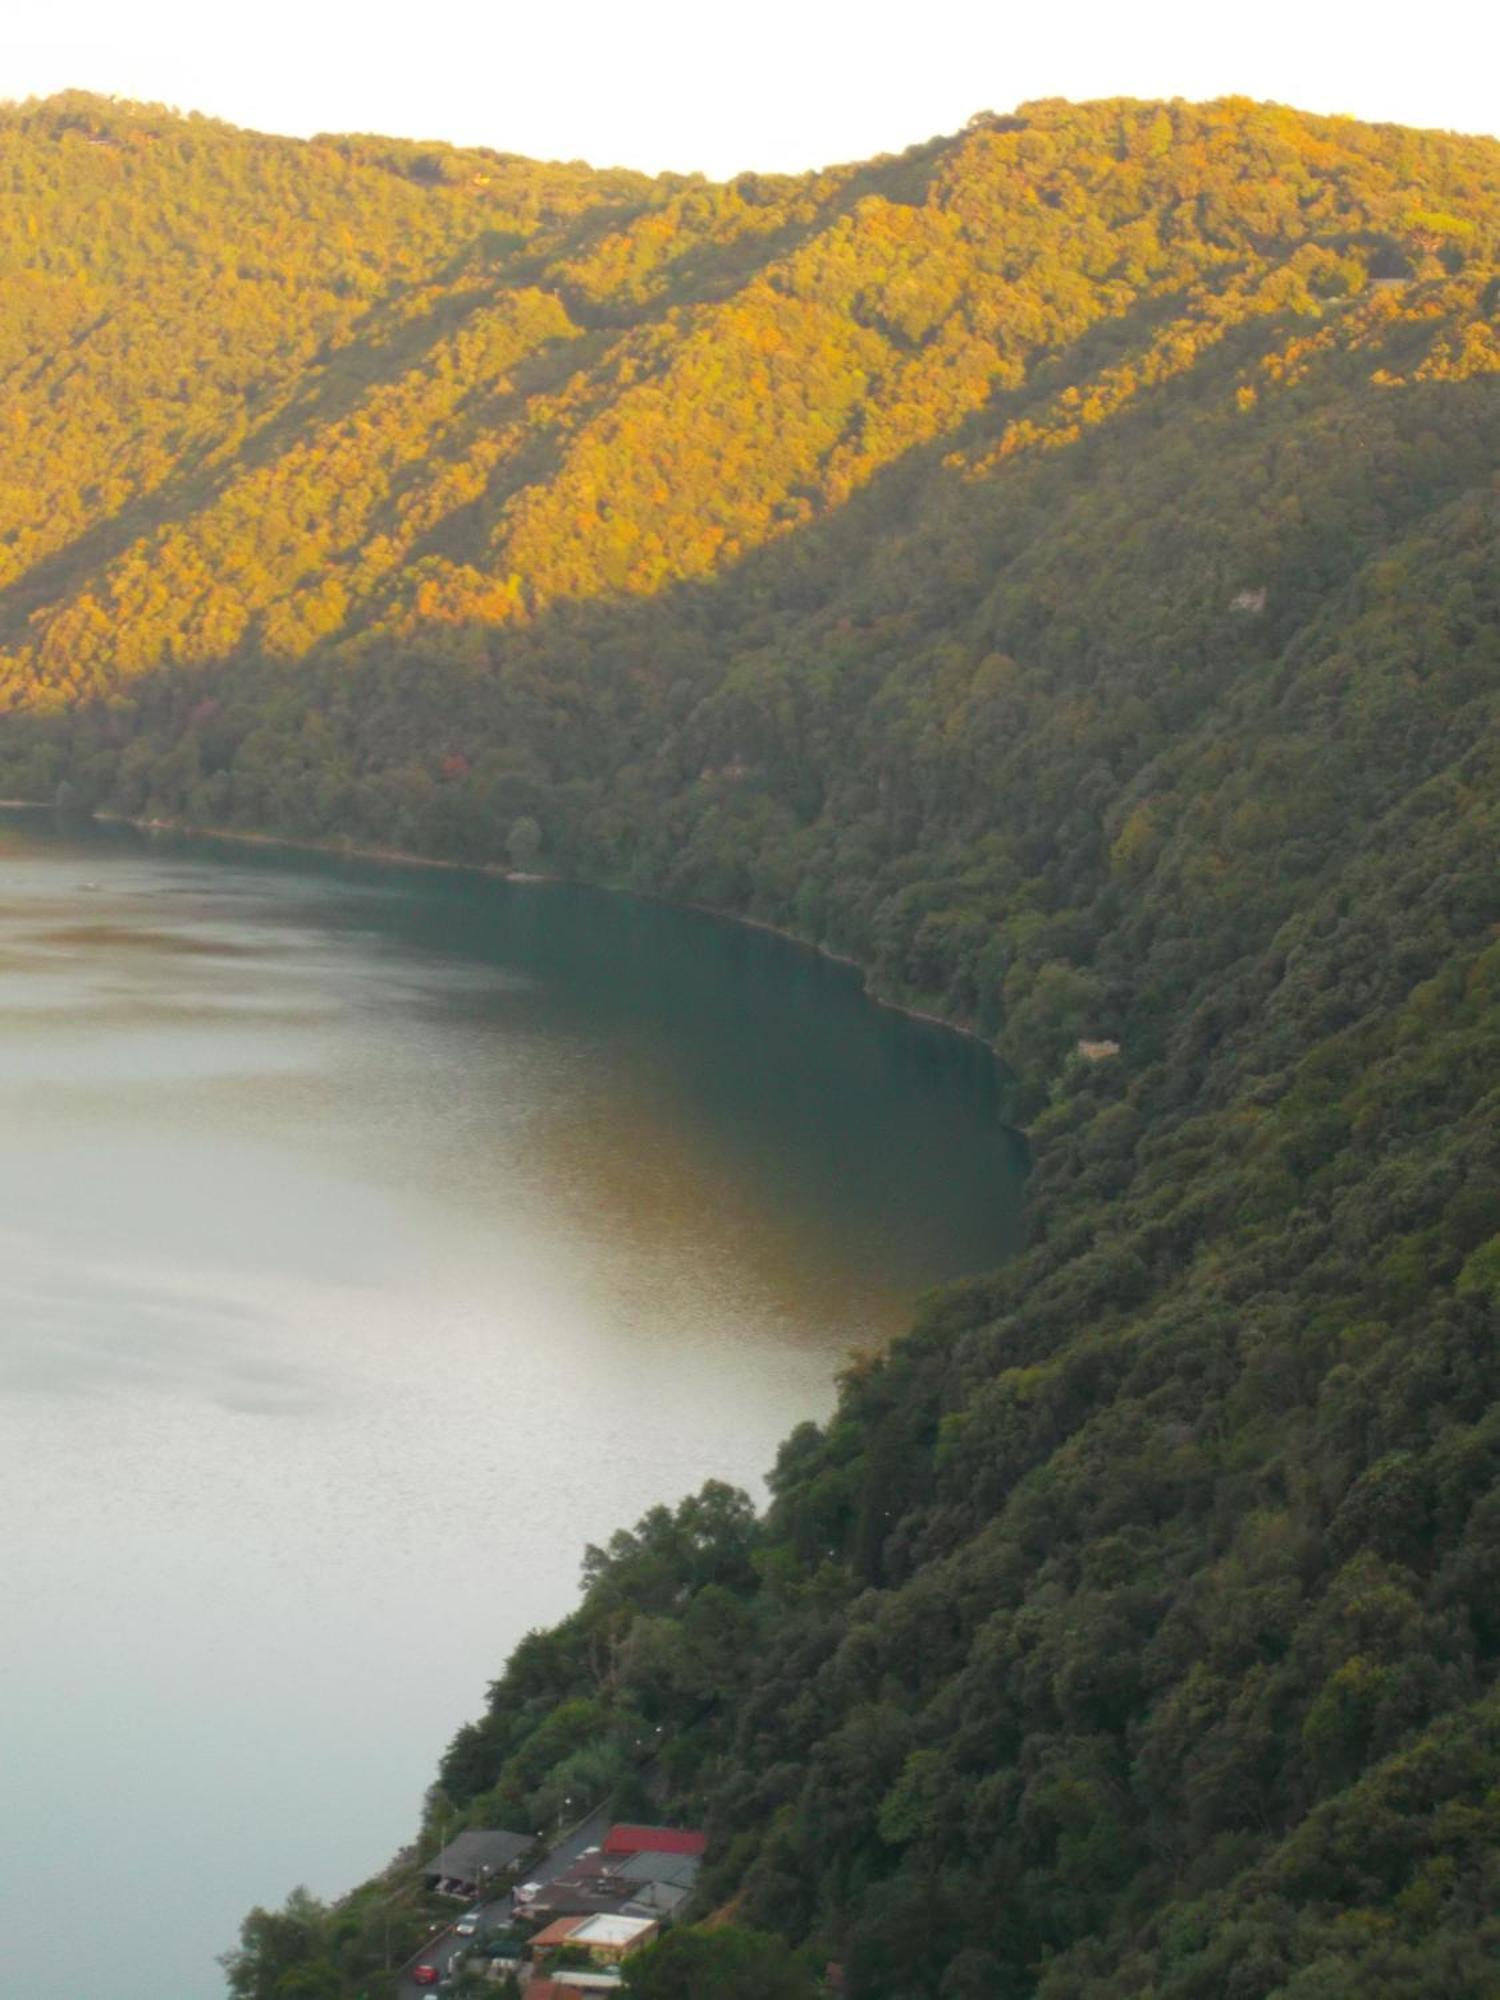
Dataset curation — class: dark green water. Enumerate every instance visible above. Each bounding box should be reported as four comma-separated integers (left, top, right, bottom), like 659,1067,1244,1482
0,810,1025,1996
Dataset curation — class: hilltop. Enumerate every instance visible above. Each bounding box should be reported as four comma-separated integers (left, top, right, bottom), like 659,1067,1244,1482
3,92,1500,1998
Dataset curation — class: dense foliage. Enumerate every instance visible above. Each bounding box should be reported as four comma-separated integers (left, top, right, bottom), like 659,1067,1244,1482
620,1923,818,1996
8,90,1500,1998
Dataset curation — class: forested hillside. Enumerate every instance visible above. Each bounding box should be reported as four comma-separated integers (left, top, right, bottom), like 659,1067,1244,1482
5,90,1500,1998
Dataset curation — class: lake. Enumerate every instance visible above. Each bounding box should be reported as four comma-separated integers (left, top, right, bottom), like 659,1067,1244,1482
0,810,1026,1996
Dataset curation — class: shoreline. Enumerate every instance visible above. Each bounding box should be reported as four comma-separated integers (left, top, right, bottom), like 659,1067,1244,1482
24,802,1001,1059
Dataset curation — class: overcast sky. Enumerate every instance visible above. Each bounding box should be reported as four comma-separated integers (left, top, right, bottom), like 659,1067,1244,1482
6,0,1497,178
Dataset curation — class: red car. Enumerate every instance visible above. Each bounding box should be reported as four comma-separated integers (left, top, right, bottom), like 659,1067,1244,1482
412,1967,439,1988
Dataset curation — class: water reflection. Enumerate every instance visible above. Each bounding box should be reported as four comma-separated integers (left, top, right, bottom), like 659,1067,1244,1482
0,1227,321,1413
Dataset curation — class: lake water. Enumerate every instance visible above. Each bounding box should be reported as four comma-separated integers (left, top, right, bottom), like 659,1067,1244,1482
0,811,1026,1997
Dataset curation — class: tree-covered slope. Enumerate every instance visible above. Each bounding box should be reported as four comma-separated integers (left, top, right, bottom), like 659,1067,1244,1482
5,90,1500,1999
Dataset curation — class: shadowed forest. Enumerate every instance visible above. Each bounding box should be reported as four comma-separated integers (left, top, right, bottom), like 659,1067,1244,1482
3,88,1500,1997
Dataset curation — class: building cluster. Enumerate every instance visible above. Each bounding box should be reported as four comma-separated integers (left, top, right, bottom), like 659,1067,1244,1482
427,1823,705,1993
518,1824,705,1929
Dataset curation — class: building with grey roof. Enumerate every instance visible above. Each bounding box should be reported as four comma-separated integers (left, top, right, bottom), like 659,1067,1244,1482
422,1827,532,1897
614,1849,699,1889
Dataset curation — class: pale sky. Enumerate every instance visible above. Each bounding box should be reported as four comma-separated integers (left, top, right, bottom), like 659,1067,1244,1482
5,0,1497,179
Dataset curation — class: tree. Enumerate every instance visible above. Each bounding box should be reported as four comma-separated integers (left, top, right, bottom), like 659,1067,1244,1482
506,815,543,871
621,1925,817,2000
220,1888,342,2000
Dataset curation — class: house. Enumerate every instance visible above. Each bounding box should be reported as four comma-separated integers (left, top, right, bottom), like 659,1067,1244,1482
618,1877,691,1920
560,1913,659,1964
520,1837,701,1925
609,1848,699,1918
422,1827,532,1898
601,1824,706,1859
523,1885,629,1923
517,1861,631,1925
612,1849,700,1891
529,1916,588,1951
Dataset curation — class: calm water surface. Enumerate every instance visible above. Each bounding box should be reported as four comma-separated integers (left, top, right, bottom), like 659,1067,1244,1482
0,812,1025,1997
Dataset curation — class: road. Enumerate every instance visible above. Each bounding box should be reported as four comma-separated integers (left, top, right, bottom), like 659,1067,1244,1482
395,1806,612,1997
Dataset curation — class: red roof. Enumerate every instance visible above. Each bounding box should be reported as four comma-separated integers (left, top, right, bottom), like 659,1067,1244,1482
530,1916,587,1949
602,1823,706,1858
